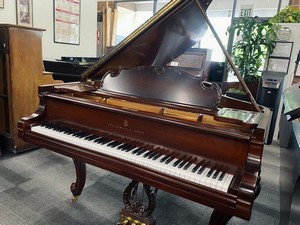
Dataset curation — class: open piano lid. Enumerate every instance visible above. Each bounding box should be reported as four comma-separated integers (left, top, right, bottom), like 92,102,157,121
56,0,263,128
81,0,212,81
283,83,300,121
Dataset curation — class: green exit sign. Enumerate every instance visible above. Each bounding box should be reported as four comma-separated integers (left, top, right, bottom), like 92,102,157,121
241,8,253,17
240,4,254,17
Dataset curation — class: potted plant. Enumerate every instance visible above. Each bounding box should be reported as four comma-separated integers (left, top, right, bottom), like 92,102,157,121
226,16,276,100
269,6,300,24
268,6,300,86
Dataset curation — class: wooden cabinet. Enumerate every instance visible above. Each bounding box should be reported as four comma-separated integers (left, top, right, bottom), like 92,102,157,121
0,24,61,154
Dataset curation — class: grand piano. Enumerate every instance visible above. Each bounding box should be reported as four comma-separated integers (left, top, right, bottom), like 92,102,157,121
18,0,269,224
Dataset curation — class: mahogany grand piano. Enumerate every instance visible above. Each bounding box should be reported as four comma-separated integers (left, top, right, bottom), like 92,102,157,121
18,0,269,224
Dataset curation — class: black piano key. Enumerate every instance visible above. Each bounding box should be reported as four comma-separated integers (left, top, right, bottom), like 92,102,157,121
132,147,144,154
143,150,153,158
117,143,129,150
85,135,99,141
206,168,214,177
107,141,122,147
198,165,205,174
183,161,192,170
165,156,175,164
152,152,162,160
52,125,62,132
71,131,85,137
178,160,188,169
192,161,203,173
95,137,109,143
78,133,91,139
79,132,91,138
124,145,136,152
48,123,58,129
96,137,111,144
92,137,103,143
219,172,226,181
136,148,147,155
67,129,78,135
160,155,170,163
173,157,184,167
84,134,96,140
101,138,113,145
212,170,220,179
72,131,85,137
60,127,75,134
147,150,159,159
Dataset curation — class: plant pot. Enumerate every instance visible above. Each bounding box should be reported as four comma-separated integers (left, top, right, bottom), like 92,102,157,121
245,80,259,99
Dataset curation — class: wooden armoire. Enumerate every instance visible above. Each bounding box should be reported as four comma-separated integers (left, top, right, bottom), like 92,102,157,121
0,24,61,155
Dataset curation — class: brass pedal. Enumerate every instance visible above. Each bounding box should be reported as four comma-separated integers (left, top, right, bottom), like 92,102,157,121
117,216,131,225
118,213,150,225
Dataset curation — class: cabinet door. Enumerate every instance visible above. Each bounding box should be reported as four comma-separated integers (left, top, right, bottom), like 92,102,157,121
9,27,44,152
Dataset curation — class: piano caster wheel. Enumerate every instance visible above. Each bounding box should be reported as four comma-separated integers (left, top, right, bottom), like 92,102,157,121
71,196,78,203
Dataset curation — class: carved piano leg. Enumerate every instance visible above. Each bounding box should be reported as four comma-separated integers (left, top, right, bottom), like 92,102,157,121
70,159,86,202
118,180,158,225
209,210,232,225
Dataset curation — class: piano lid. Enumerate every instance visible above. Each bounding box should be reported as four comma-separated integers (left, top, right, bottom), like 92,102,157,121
283,83,300,121
81,0,212,81
80,0,260,112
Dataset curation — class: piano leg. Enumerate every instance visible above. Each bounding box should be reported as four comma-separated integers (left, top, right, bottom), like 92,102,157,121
209,210,232,225
119,180,157,225
70,159,86,202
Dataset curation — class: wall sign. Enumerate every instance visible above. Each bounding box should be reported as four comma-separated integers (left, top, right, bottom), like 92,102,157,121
54,0,81,45
240,4,254,17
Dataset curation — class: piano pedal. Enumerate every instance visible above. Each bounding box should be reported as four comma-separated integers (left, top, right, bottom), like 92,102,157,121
116,216,131,225
71,196,78,203
119,211,154,225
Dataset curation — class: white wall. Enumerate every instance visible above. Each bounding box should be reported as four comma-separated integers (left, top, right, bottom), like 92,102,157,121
0,0,17,23
0,0,98,60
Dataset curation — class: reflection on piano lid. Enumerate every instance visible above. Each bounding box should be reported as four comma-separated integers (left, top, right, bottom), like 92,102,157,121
283,82,300,121
19,0,270,224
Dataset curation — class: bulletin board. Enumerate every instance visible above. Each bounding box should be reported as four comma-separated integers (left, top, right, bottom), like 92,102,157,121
54,0,80,45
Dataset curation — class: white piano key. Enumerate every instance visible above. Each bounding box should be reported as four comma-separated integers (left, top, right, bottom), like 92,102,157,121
221,174,233,192
210,171,222,189
31,124,234,193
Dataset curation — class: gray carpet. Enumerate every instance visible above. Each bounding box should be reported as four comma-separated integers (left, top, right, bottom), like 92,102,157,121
0,142,280,225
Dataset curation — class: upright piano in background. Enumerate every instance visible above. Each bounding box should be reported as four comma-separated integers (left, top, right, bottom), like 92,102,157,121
18,0,269,224
0,24,62,155
43,56,98,82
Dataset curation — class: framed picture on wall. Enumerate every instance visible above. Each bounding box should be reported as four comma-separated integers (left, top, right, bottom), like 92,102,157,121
54,0,81,45
16,0,33,27
0,0,4,9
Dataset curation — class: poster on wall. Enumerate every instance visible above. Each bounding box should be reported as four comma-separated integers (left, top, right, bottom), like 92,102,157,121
54,0,80,45
16,0,33,27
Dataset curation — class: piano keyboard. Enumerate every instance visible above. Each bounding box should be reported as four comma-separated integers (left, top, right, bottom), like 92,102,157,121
31,123,233,192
